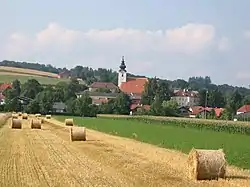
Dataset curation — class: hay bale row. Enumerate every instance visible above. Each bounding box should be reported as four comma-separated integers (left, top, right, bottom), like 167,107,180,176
31,119,42,129
22,113,28,119
187,148,227,180
45,115,51,119
11,119,22,129
65,118,74,126
35,113,41,117
70,127,86,141
12,113,18,119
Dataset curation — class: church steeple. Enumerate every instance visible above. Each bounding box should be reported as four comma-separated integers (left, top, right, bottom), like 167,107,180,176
118,56,127,87
119,56,127,72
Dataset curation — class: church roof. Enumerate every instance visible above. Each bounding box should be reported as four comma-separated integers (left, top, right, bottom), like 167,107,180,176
120,77,148,95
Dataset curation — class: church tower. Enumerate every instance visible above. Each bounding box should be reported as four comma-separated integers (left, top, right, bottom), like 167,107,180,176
118,56,127,87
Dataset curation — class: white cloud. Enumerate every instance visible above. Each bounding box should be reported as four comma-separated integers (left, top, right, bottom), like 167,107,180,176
217,37,230,52
1,22,232,83
243,30,250,39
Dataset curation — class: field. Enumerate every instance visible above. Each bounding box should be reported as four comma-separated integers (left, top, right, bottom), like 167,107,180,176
0,66,69,84
56,115,250,169
0,114,250,187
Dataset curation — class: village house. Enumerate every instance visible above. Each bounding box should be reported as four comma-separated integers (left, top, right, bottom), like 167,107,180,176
88,82,118,93
118,56,148,105
57,70,71,79
76,91,119,105
171,89,200,107
189,106,224,118
0,83,12,105
236,104,250,115
76,56,149,107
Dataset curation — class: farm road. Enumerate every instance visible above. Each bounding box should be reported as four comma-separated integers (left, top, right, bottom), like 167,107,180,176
0,116,249,187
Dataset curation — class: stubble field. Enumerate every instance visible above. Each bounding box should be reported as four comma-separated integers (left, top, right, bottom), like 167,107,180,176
0,114,250,187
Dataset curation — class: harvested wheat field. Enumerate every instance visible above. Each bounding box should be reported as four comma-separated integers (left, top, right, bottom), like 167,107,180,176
0,116,249,187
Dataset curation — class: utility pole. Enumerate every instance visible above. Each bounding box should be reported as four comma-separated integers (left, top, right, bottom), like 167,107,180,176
204,90,208,119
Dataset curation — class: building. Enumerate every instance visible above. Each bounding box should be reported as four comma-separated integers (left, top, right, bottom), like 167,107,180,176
171,89,200,107
189,106,224,118
52,102,67,113
118,56,148,105
76,91,118,105
0,83,12,93
236,105,250,115
89,82,118,93
57,70,70,79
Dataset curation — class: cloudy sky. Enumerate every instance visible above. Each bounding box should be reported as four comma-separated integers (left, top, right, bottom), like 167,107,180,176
1,0,250,87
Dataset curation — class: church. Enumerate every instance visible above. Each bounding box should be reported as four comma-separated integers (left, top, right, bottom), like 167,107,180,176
117,56,148,105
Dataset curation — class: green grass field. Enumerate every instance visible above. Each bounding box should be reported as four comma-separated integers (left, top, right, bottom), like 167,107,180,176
0,74,69,85
55,115,250,169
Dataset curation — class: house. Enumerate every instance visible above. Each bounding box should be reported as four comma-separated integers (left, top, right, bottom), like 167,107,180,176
18,96,33,105
89,82,118,93
171,89,200,107
130,104,150,114
0,83,12,93
57,70,70,79
0,93,5,105
118,56,148,104
189,106,224,118
189,106,210,118
76,91,119,105
52,102,67,113
236,105,250,115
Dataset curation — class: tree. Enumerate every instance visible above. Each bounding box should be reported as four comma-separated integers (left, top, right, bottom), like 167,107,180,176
162,100,179,116
208,89,225,108
113,93,131,115
149,96,163,116
227,90,243,114
22,79,43,99
75,93,92,116
26,100,40,114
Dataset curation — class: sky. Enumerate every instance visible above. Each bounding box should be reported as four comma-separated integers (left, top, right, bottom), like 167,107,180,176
1,0,250,87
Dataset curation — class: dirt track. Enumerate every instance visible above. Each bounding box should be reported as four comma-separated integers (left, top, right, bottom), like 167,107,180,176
0,116,249,187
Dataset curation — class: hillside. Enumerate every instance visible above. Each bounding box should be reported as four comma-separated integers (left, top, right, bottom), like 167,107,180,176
0,66,69,85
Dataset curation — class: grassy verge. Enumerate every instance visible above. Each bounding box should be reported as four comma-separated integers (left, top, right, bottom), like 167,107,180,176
55,115,250,169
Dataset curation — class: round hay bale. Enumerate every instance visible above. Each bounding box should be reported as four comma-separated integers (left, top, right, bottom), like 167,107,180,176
65,118,74,126
35,113,41,117
45,114,51,119
12,113,18,119
22,113,28,119
18,112,22,116
70,127,86,141
31,119,42,129
187,148,227,180
11,119,22,129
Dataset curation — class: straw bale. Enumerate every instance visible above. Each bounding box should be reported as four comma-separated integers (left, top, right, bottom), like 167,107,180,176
18,112,22,116
35,113,41,117
65,118,74,126
12,113,18,119
31,119,42,129
70,127,86,141
22,113,28,119
187,148,227,180
45,115,51,119
11,119,22,129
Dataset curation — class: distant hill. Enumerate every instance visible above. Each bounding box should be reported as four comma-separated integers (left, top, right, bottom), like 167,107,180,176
0,66,69,85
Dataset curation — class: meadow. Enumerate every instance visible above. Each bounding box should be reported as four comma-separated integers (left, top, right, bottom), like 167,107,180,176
56,115,250,169
0,74,69,85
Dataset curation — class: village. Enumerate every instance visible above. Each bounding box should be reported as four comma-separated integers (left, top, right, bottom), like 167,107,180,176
0,56,249,120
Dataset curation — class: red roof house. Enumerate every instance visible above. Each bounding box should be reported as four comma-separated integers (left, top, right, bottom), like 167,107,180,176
237,105,250,115
120,78,148,95
0,83,12,92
